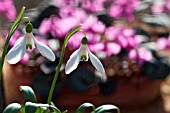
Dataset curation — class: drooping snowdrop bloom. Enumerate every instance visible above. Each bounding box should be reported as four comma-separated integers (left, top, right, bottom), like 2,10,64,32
6,23,55,64
65,37,106,81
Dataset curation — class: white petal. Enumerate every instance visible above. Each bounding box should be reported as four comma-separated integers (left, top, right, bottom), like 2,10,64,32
95,70,107,82
65,46,81,74
6,37,26,64
32,35,55,61
80,44,89,61
25,33,35,49
87,47,105,75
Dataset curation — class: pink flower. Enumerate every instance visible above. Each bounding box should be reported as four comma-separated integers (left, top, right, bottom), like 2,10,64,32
89,42,105,53
138,47,152,62
91,21,106,33
5,30,22,46
82,0,104,12
106,42,121,56
105,27,120,41
20,53,30,64
129,47,153,64
52,16,80,38
39,18,52,35
68,32,84,49
108,5,122,19
117,35,128,48
151,3,164,14
108,0,139,21
157,38,168,50
0,0,16,21
81,15,98,31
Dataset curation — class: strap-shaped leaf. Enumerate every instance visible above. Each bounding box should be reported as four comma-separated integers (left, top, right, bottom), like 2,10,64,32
25,102,61,113
95,105,120,113
20,86,37,103
76,102,95,113
3,103,22,113
25,102,39,113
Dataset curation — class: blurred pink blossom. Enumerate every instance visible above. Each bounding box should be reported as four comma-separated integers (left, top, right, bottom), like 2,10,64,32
20,53,30,64
82,0,105,12
129,47,153,64
106,42,121,56
157,38,168,50
39,18,52,35
105,27,120,41
91,21,106,33
108,0,139,21
0,0,16,21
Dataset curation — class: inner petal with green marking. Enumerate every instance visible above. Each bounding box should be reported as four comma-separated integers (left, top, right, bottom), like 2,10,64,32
26,44,33,50
80,55,87,61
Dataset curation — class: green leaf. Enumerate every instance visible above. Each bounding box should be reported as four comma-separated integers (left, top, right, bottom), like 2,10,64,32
20,107,26,113
3,103,22,113
35,107,41,113
64,24,83,47
25,102,39,113
95,105,120,113
50,102,61,113
76,103,95,113
51,106,61,113
25,102,61,113
20,86,37,103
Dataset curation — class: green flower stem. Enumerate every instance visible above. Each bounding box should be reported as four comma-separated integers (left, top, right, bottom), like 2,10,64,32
118,108,120,113
46,25,83,112
78,30,86,37
47,45,65,104
22,17,31,23
0,6,25,81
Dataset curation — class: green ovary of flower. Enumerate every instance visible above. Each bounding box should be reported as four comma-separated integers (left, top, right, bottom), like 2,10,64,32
81,37,88,44
26,44,32,49
26,23,33,33
80,55,87,61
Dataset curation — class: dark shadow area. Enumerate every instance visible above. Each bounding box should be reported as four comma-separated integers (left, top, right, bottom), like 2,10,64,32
121,96,166,113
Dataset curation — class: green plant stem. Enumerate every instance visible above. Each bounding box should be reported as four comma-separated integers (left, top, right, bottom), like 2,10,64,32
47,45,65,105
0,20,20,79
46,25,83,113
0,6,25,81
118,108,120,113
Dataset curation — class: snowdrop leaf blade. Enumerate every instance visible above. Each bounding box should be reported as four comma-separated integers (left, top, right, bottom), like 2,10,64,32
6,37,26,64
76,103,95,113
95,104,120,113
87,48,105,75
19,86,37,103
65,47,81,74
33,35,55,62
3,103,22,113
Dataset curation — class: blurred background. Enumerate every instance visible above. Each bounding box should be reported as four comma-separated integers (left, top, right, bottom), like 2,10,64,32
1,0,170,113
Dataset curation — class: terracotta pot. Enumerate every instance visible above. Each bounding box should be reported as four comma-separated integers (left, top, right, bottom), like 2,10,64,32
2,59,162,111
55,75,162,111
2,60,40,105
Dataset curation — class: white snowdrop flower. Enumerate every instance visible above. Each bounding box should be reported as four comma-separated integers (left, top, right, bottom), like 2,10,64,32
65,37,106,81
6,23,55,64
